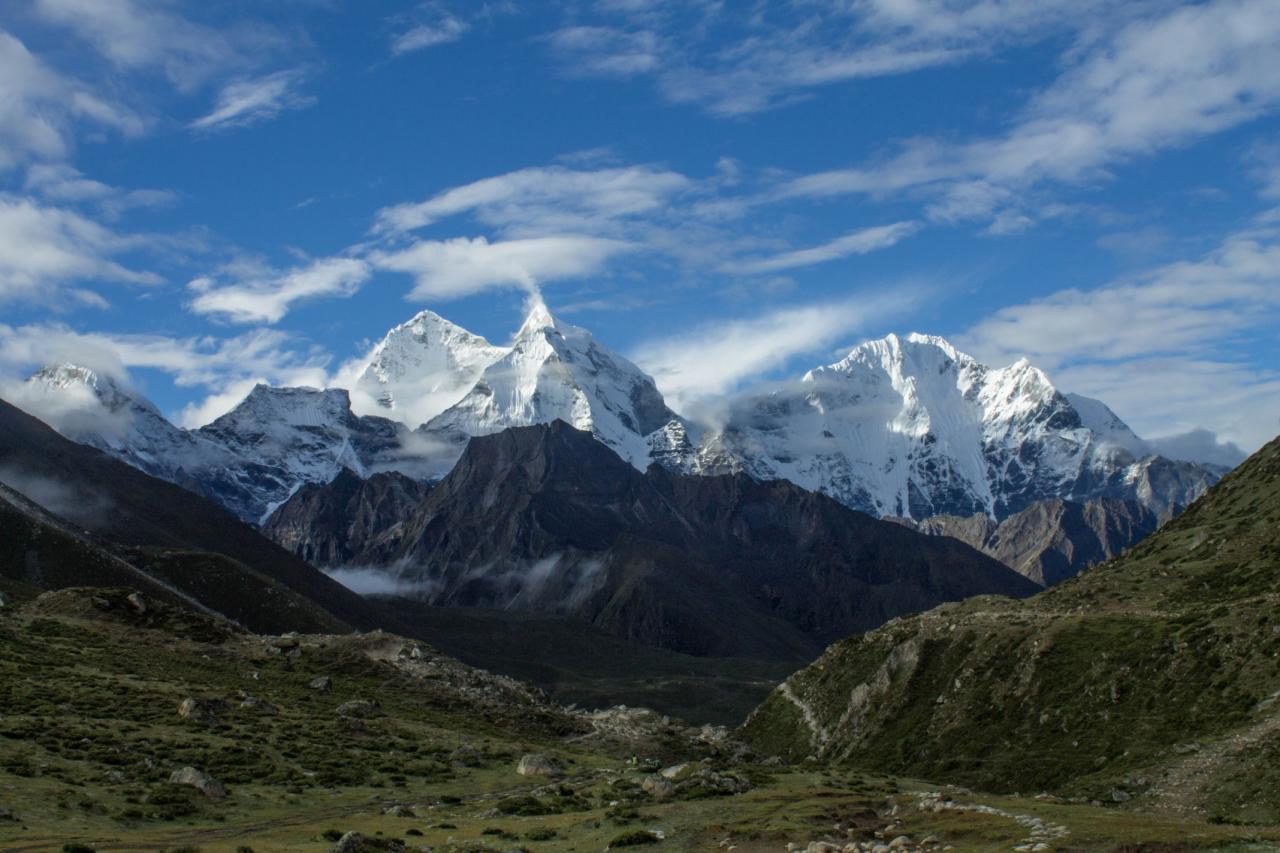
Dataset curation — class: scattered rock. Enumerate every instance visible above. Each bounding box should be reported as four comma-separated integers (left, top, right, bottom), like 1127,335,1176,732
335,699,380,718
516,753,561,777
0,806,16,821
169,766,226,798
1110,788,1131,803
0,591,10,608
177,697,225,724
239,695,279,715
329,831,405,852
660,762,689,780
104,770,126,784
806,842,840,853
888,837,911,849
383,804,415,818
309,675,333,693
448,744,480,767
271,635,300,652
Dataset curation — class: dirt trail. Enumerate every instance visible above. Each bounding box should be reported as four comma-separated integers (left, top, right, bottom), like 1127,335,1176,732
1142,701,1280,817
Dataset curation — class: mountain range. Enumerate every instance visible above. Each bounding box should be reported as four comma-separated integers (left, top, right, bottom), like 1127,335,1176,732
13,304,1229,533
263,419,1039,658
739,429,1280,822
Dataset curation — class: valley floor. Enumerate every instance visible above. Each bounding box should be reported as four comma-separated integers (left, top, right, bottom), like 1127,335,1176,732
2,587,1278,853
6,767,1280,852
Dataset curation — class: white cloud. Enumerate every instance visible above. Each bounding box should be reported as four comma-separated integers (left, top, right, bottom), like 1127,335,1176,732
189,70,314,132
547,26,660,76
632,289,923,413
187,256,371,324
0,194,160,304
1148,428,1247,468
962,218,1280,451
724,221,920,275
0,30,143,171
373,164,691,236
0,322,332,427
392,15,469,55
23,163,177,218
547,0,1124,117
370,235,633,300
31,0,258,90
776,0,1280,228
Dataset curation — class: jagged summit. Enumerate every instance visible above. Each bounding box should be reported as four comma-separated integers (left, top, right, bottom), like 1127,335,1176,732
697,331,1217,520
352,308,509,425
11,316,1225,528
516,298,559,335
423,302,686,469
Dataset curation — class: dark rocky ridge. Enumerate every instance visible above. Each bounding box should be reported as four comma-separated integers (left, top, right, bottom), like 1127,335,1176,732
891,496,1160,585
0,398,391,634
265,420,1039,659
263,468,432,566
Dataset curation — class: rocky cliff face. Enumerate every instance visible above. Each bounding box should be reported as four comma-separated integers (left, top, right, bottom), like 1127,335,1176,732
893,496,1159,586
263,420,1039,659
260,468,431,567
739,431,1280,823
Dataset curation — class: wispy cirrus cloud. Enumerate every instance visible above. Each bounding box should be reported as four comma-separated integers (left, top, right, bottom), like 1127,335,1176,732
632,288,925,414
962,215,1280,449
187,256,371,324
776,0,1280,230
370,235,633,300
188,70,314,132
723,221,920,275
0,194,161,306
392,14,469,55
545,0,1129,117
30,0,272,90
373,164,692,236
0,30,144,171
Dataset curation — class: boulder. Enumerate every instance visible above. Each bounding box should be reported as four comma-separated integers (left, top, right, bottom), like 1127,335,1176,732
169,766,226,798
309,676,333,693
240,695,279,715
641,775,676,799
516,753,561,777
335,699,380,718
383,804,415,817
329,831,405,852
177,697,225,724
126,592,147,614
659,762,690,780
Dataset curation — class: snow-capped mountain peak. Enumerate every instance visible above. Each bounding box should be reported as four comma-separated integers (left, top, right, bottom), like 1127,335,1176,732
351,308,509,427
424,302,685,468
516,298,559,336
698,332,1216,521
11,316,1223,529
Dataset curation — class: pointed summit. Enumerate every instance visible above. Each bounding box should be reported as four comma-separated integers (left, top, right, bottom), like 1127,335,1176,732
352,308,509,427
516,297,558,337
424,301,686,470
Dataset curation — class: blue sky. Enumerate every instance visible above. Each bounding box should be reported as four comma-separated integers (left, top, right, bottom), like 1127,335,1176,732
1,0,1278,452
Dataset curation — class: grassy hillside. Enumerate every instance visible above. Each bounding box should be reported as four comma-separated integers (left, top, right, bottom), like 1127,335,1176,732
740,434,1280,824
4,587,1279,851
369,598,795,726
